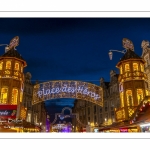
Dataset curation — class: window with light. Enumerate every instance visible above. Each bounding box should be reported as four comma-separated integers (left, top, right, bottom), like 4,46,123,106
15,62,19,71
0,87,8,104
126,90,133,106
137,89,143,104
146,90,149,96
0,61,3,70
20,91,23,102
11,88,18,104
21,65,23,72
140,64,144,72
120,92,124,107
6,61,11,69
133,63,138,71
125,64,130,72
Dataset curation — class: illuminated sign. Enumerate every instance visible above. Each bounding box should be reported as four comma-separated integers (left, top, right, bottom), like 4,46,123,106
0,105,17,119
0,110,16,118
120,128,128,132
33,80,103,106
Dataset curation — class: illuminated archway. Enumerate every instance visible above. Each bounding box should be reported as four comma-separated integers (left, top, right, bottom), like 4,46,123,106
32,80,103,107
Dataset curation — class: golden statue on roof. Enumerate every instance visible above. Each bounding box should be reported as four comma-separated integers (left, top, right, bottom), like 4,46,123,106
8,36,19,50
122,38,134,51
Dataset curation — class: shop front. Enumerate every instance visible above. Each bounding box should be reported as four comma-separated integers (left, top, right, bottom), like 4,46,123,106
0,105,18,132
129,99,150,132
99,122,140,133
119,126,139,132
99,127,120,133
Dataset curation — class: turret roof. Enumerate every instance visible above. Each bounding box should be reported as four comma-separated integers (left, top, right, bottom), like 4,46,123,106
1,48,25,61
120,50,142,62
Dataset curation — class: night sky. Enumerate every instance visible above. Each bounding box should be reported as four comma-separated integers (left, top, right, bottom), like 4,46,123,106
0,18,150,122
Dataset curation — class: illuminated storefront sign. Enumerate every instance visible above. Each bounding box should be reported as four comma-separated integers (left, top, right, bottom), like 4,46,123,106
33,80,103,106
0,105,17,119
120,128,128,132
0,110,16,116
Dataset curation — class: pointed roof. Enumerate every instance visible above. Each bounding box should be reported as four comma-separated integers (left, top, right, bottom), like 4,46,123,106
0,48,27,66
120,50,142,61
1,49,24,61
116,50,145,67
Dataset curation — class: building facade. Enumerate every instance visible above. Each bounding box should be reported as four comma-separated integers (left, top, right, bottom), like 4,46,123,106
98,38,150,133
22,72,33,123
72,70,120,132
22,76,47,131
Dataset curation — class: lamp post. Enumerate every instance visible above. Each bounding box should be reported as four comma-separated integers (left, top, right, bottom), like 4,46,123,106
0,44,9,52
108,49,127,60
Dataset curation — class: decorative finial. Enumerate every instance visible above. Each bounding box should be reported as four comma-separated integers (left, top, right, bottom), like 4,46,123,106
141,40,149,49
8,36,19,50
122,38,134,51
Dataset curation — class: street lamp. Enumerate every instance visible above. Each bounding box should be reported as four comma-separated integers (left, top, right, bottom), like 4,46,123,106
108,49,127,60
0,44,9,52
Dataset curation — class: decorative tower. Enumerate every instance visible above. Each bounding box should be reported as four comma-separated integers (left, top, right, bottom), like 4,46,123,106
0,36,27,119
115,38,149,122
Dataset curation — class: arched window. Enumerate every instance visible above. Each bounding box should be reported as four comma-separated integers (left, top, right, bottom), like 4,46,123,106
137,89,143,104
125,64,130,72
126,90,133,106
0,61,3,70
0,87,8,104
133,63,138,71
146,90,149,96
15,62,19,71
6,61,11,69
11,88,18,104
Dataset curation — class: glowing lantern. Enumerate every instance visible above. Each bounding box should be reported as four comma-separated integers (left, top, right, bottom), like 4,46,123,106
108,51,113,60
